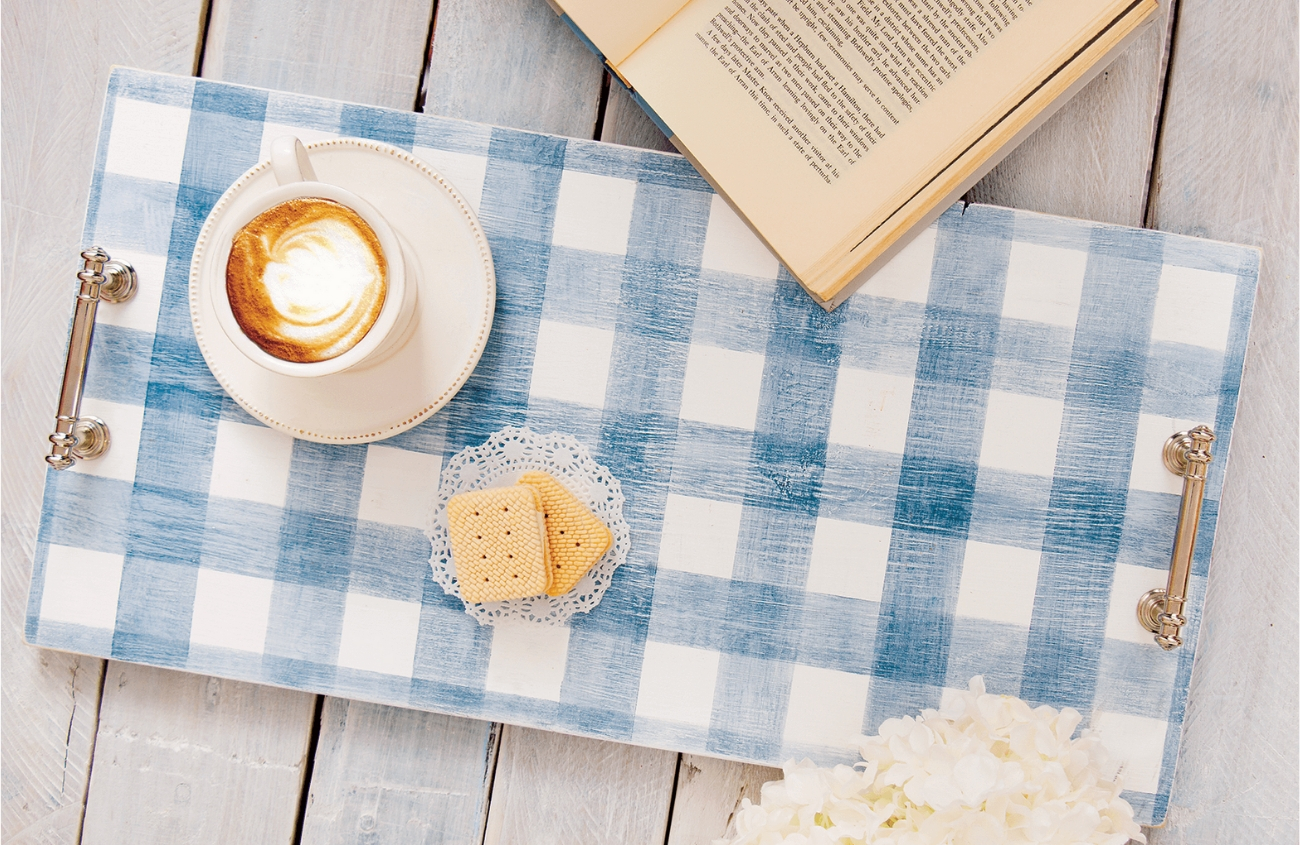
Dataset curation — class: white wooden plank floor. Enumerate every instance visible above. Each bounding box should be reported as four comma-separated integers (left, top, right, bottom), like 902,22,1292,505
2,1,1295,843
81,667,316,843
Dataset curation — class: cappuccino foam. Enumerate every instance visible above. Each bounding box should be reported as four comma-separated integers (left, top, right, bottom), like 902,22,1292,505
226,197,388,363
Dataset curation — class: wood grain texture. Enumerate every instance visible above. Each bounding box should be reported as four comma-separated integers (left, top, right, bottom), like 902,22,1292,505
300,700,498,845
666,756,780,845
0,1,207,841
80,664,316,844
967,0,1176,227
202,0,435,110
1143,2,1299,842
482,726,677,845
600,79,675,152
421,0,604,137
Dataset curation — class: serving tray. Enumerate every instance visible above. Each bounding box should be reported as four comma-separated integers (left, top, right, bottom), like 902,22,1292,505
26,68,1259,825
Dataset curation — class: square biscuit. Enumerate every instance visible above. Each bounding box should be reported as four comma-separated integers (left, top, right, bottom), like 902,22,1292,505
447,485,551,603
520,472,613,596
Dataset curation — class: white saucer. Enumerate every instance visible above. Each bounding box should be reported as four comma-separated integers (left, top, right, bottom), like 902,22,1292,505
190,139,495,443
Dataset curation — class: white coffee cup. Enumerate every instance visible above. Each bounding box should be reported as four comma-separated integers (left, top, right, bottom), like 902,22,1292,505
210,136,419,377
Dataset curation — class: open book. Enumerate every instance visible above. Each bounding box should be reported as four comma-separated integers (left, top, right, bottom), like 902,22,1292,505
550,0,1159,309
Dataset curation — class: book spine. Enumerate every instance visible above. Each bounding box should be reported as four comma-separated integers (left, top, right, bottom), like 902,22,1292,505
553,11,675,140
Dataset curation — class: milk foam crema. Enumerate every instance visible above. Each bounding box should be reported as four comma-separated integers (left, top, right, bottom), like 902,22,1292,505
226,197,388,363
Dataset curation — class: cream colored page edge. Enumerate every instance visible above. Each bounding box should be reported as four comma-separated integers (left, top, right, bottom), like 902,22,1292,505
555,0,694,66
621,0,1132,274
810,0,1156,300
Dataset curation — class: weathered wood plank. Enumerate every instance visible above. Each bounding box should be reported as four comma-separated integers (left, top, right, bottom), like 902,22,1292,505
197,1,493,840
421,0,604,137
299,700,498,845
203,0,436,111
79,665,316,844
195,6,506,844
65,4,454,843
1143,2,1299,843
967,0,1176,226
482,726,677,845
0,1,208,841
600,79,675,152
666,756,780,845
417,7,694,844
0,645,103,845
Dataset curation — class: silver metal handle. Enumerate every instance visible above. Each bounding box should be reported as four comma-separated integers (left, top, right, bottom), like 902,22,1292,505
46,247,136,469
1136,425,1215,649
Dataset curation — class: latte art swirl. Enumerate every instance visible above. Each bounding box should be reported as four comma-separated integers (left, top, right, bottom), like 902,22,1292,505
226,197,388,363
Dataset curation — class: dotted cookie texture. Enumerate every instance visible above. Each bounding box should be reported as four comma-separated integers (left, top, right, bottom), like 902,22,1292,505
428,427,631,626
447,485,550,603
520,472,614,596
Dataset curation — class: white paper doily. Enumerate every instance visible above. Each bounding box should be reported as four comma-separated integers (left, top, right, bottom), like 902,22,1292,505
428,427,631,626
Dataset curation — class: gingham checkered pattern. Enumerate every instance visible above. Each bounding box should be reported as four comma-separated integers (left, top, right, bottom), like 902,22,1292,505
26,69,1259,825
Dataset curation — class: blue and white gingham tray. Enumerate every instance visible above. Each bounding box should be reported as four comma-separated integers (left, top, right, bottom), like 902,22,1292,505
27,68,1259,825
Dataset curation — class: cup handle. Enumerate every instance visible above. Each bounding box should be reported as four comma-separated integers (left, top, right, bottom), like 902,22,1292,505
270,136,317,185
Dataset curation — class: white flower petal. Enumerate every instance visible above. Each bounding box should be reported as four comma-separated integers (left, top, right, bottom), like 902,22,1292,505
953,752,1001,805
718,679,1144,845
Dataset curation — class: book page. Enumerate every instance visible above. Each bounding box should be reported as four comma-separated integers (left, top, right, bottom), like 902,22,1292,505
697,0,1028,185
620,0,1132,274
556,0,693,65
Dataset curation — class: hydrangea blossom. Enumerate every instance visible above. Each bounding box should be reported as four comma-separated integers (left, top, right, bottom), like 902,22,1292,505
718,677,1144,845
